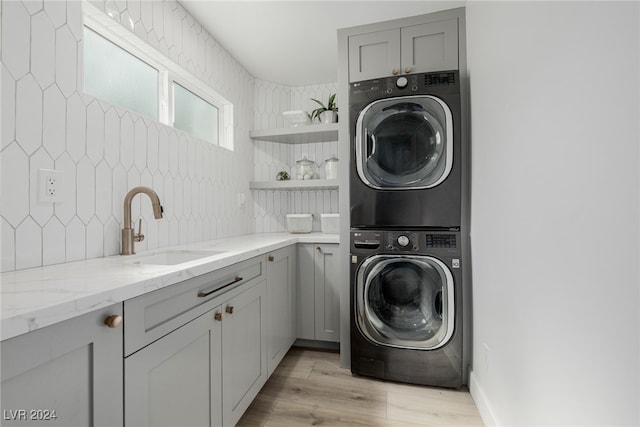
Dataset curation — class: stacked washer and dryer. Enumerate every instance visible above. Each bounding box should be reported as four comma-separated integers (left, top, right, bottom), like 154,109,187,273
349,71,467,388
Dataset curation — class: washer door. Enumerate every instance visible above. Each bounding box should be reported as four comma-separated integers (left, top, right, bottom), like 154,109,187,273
356,255,455,350
355,95,453,190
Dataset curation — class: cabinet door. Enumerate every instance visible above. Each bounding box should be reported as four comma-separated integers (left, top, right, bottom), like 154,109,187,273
125,309,222,427
348,29,400,82
266,247,296,376
1,304,123,427
401,18,459,74
296,243,316,340
314,244,341,342
221,280,267,427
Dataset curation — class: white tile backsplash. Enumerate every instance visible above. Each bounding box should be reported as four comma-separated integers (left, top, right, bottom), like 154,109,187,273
1,0,340,272
1,0,255,272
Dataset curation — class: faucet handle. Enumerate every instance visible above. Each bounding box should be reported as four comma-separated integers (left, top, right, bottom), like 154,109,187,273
134,218,145,243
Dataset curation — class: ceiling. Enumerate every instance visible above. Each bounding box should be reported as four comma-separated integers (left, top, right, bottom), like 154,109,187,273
179,1,465,86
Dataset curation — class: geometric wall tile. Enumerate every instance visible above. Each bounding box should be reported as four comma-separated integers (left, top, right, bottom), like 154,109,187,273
53,153,77,226
22,0,43,16
147,123,159,172
44,0,66,29
65,215,86,262
1,1,30,79
65,0,83,42
15,73,43,155
158,126,169,173
1,65,16,150
42,216,66,266
134,118,147,172
76,156,96,224
120,113,134,169
66,93,86,162
31,11,55,88
15,216,42,270
55,26,77,97
1,218,16,272
86,216,104,259
95,161,113,224
104,107,121,167
86,101,105,165
168,131,179,176
43,85,67,159
0,143,29,227
103,216,120,257
29,147,54,227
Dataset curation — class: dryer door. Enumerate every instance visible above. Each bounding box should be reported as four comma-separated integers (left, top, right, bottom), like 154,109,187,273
355,95,453,190
355,255,454,350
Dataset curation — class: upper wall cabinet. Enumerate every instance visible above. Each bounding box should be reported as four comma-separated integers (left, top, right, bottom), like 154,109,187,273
348,18,459,82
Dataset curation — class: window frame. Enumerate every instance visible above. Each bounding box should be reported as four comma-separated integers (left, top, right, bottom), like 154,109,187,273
83,2,233,150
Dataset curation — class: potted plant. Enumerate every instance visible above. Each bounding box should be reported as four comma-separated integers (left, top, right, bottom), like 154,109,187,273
310,93,338,124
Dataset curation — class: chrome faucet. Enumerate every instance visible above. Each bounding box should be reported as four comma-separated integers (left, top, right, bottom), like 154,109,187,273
121,186,164,255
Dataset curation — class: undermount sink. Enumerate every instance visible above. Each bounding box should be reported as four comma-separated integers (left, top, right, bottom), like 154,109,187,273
131,249,226,266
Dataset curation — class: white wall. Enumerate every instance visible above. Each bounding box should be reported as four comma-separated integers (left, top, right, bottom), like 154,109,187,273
467,2,639,425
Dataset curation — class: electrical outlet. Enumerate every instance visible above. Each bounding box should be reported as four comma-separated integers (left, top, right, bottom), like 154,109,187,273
39,169,64,203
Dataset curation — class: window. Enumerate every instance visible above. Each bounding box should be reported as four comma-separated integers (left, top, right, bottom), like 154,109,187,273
173,82,219,146
84,28,159,120
82,3,233,149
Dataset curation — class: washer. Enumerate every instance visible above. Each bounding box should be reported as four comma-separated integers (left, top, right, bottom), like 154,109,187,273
350,229,463,388
349,71,462,229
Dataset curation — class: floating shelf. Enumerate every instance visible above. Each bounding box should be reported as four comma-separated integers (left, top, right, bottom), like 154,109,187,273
249,179,339,190
249,123,339,144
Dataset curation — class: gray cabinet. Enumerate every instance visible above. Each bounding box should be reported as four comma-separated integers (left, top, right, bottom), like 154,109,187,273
124,256,268,427
348,18,459,82
1,304,123,427
297,243,340,343
221,279,267,427
125,311,222,427
265,246,296,376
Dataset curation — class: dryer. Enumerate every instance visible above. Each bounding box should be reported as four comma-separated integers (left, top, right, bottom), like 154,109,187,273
349,71,462,229
350,229,463,388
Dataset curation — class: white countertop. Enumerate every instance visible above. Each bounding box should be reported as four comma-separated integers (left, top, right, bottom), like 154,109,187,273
1,232,339,341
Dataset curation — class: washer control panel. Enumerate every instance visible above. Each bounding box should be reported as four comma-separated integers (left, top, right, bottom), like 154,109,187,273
386,232,419,251
426,234,457,248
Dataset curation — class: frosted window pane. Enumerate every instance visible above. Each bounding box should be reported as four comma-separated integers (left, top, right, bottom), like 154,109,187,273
174,83,218,145
84,28,158,120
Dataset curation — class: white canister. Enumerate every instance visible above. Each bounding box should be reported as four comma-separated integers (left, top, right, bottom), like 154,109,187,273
324,155,338,180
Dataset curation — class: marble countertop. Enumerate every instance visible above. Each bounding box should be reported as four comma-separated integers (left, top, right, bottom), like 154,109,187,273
1,232,339,341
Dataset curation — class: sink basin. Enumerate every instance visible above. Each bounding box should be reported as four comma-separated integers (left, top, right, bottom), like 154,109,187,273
131,249,226,265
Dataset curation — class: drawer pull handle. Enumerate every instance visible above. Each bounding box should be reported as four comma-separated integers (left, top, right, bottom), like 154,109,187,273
225,305,234,314
268,255,274,262
197,276,244,298
214,312,223,321
104,315,122,328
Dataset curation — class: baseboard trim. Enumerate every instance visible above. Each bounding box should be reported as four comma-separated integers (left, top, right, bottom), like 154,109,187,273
469,370,499,427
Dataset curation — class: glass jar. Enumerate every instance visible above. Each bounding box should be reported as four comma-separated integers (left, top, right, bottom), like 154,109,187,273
295,156,316,180
324,155,339,180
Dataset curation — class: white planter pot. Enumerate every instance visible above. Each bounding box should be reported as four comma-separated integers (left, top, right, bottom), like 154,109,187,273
319,110,337,124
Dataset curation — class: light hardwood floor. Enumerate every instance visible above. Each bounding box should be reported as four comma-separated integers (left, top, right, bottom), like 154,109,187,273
237,347,484,426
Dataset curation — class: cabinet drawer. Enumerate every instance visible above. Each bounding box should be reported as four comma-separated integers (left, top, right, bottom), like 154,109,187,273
125,256,264,356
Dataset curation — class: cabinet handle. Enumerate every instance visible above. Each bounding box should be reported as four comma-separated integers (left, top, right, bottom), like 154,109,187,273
316,246,322,253
214,312,223,321
392,68,399,75
268,255,274,262
225,305,234,314
104,315,122,328
404,66,413,74
197,276,243,298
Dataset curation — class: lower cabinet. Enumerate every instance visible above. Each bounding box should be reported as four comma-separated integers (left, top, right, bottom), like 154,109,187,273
1,304,124,427
265,246,296,376
297,243,341,343
125,279,267,427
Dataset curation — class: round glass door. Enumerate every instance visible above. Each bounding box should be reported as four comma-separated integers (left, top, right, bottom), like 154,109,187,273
355,95,453,190
355,255,454,350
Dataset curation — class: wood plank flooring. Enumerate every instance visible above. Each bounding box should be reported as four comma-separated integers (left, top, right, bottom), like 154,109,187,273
237,347,484,426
